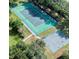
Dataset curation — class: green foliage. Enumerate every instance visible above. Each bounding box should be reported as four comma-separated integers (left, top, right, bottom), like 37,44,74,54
9,19,23,28
57,55,69,59
9,19,21,34
51,0,69,37
9,0,18,8
9,40,47,59
57,19,69,37
57,50,69,59
9,35,20,47
52,3,61,12
43,0,52,6
33,39,45,48
9,18,24,38
33,0,52,6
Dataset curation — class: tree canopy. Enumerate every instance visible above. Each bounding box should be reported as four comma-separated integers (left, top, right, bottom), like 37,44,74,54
9,40,47,59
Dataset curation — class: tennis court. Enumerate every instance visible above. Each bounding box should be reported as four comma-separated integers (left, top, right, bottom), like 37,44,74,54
43,31,69,53
12,3,57,35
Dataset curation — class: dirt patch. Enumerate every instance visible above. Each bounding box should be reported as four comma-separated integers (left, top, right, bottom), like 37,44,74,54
54,48,66,59
44,47,56,59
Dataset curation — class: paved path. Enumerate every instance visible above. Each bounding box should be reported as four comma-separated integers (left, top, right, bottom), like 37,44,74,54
35,36,41,39
23,34,33,41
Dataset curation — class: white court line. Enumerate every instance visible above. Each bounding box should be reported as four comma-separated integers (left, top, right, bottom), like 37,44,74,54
21,21,42,39
35,36,41,39
23,34,33,41
22,21,37,37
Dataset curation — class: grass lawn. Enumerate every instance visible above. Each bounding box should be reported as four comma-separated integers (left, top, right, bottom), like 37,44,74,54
9,11,31,46
63,44,69,54
22,25,31,37
9,35,21,47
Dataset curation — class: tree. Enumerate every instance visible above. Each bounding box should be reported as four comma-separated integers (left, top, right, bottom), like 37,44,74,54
9,19,24,38
9,40,47,59
57,55,69,59
33,0,52,6
9,20,21,34
57,50,69,59
9,0,18,8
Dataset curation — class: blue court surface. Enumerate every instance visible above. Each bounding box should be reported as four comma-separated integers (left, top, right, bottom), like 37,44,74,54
43,31,69,53
12,3,57,35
